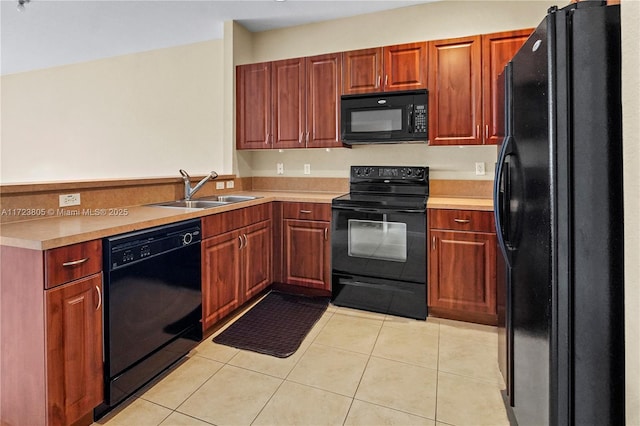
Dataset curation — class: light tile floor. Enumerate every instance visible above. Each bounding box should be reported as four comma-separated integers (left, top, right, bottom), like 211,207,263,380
95,303,509,426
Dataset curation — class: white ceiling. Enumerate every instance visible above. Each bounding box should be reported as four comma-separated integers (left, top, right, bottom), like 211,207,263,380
1,0,435,75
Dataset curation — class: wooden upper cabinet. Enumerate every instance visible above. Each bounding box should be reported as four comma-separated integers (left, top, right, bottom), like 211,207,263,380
272,58,306,149
429,30,532,146
428,35,483,145
342,48,383,94
482,29,532,144
306,53,342,148
236,62,272,150
343,43,427,94
383,42,428,91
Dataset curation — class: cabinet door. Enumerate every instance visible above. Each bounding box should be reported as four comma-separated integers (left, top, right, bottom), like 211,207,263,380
242,221,273,301
482,29,532,145
237,62,272,149
283,219,330,290
428,36,483,145
46,273,103,426
272,58,306,149
383,42,428,91
342,48,383,94
428,230,497,317
306,53,343,148
202,231,242,330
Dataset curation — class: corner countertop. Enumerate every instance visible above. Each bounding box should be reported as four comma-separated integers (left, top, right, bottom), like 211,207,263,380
0,191,344,251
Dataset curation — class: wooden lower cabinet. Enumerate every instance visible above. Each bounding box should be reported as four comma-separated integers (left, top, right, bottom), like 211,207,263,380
1,242,104,426
428,209,498,325
283,219,331,290
201,206,272,331
278,202,332,291
46,274,104,426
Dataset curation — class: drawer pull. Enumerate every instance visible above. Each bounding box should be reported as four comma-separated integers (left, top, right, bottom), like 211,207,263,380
453,219,471,224
300,210,312,214
324,228,328,241
62,258,89,267
95,286,102,311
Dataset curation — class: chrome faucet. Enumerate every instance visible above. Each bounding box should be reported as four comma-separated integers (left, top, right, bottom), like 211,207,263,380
179,169,218,201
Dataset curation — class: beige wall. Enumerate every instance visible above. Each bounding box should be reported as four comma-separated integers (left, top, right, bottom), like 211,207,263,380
0,40,225,183
622,1,639,424
239,0,556,181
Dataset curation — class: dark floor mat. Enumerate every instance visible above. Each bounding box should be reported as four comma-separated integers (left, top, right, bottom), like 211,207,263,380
212,291,330,358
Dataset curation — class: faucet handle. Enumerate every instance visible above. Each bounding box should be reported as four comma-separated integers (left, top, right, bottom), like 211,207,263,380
209,171,219,180
179,169,190,181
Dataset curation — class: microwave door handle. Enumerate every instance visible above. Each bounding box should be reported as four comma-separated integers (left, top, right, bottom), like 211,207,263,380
407,105,414,133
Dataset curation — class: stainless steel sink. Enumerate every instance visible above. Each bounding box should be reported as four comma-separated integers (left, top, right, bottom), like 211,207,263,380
200,195,260,203
150,200,229,209
216,195,259,203
149,195,260,209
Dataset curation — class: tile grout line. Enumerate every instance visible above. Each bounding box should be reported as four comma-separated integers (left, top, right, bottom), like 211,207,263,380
247,305,337,425
340,313,386,426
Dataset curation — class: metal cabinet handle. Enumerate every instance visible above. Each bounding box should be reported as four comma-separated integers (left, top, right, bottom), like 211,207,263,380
377,75,381,88
265,133,269,145
243,234,248,247
299,132,304,144
238,235,244,249
476,125,480,138
62,258,89,267
385,75,389,87
485,124,489,139
324,228,328,241
300,210,312,214
432,236,436,250
306,132,309,144
454,219,471,224
95,286,102,311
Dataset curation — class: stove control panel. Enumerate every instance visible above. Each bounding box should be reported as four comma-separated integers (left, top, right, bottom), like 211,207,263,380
351,166,428,181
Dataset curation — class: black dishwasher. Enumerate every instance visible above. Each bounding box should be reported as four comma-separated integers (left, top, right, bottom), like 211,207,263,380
96,219,202,418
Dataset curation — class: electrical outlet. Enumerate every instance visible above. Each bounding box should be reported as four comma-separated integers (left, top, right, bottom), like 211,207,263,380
303,164,311,175
215,181,225,190
277,163,284,175
226,180,234,189
59,193,81,207
475,162,486,176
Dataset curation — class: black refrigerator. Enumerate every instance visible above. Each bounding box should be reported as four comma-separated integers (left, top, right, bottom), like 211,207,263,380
494,2,625,425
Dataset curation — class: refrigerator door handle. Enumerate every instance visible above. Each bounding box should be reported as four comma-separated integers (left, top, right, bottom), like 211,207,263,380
494,134,513,267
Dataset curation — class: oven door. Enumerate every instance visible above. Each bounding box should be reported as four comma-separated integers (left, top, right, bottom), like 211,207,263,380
331,205,427,319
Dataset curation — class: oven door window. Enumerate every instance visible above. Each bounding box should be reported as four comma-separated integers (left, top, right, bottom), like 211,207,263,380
348,219,407,262
350,108,403,133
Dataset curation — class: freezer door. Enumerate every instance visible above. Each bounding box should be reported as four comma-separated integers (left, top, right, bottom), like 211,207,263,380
506,14,553,426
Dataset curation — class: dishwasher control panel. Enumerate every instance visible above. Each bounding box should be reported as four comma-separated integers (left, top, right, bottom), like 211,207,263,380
105,219,201,270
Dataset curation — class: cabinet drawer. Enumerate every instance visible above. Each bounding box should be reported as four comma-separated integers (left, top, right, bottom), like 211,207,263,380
203,203,271,238
282,202,331,221
429,209,495,233
45,240,102,289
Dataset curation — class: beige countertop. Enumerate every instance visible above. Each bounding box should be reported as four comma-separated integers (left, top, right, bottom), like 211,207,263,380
1,190,493,250
0,191,344,250
427,196,494,212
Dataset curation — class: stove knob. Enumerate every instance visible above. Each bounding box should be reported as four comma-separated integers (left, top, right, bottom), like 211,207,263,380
405,168,412,177
414,168,424,177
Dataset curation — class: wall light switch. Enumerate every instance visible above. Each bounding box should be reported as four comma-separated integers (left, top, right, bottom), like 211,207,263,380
226,180,234,189
304,164,311,175
475,162,486,176
277,163,284,175
59,193,81,207
216,181,225,190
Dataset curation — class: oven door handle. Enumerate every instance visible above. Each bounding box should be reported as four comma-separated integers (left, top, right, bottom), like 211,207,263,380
332,205,426,214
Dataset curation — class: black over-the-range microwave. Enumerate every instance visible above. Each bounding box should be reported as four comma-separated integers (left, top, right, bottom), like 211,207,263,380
340,89,428,144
